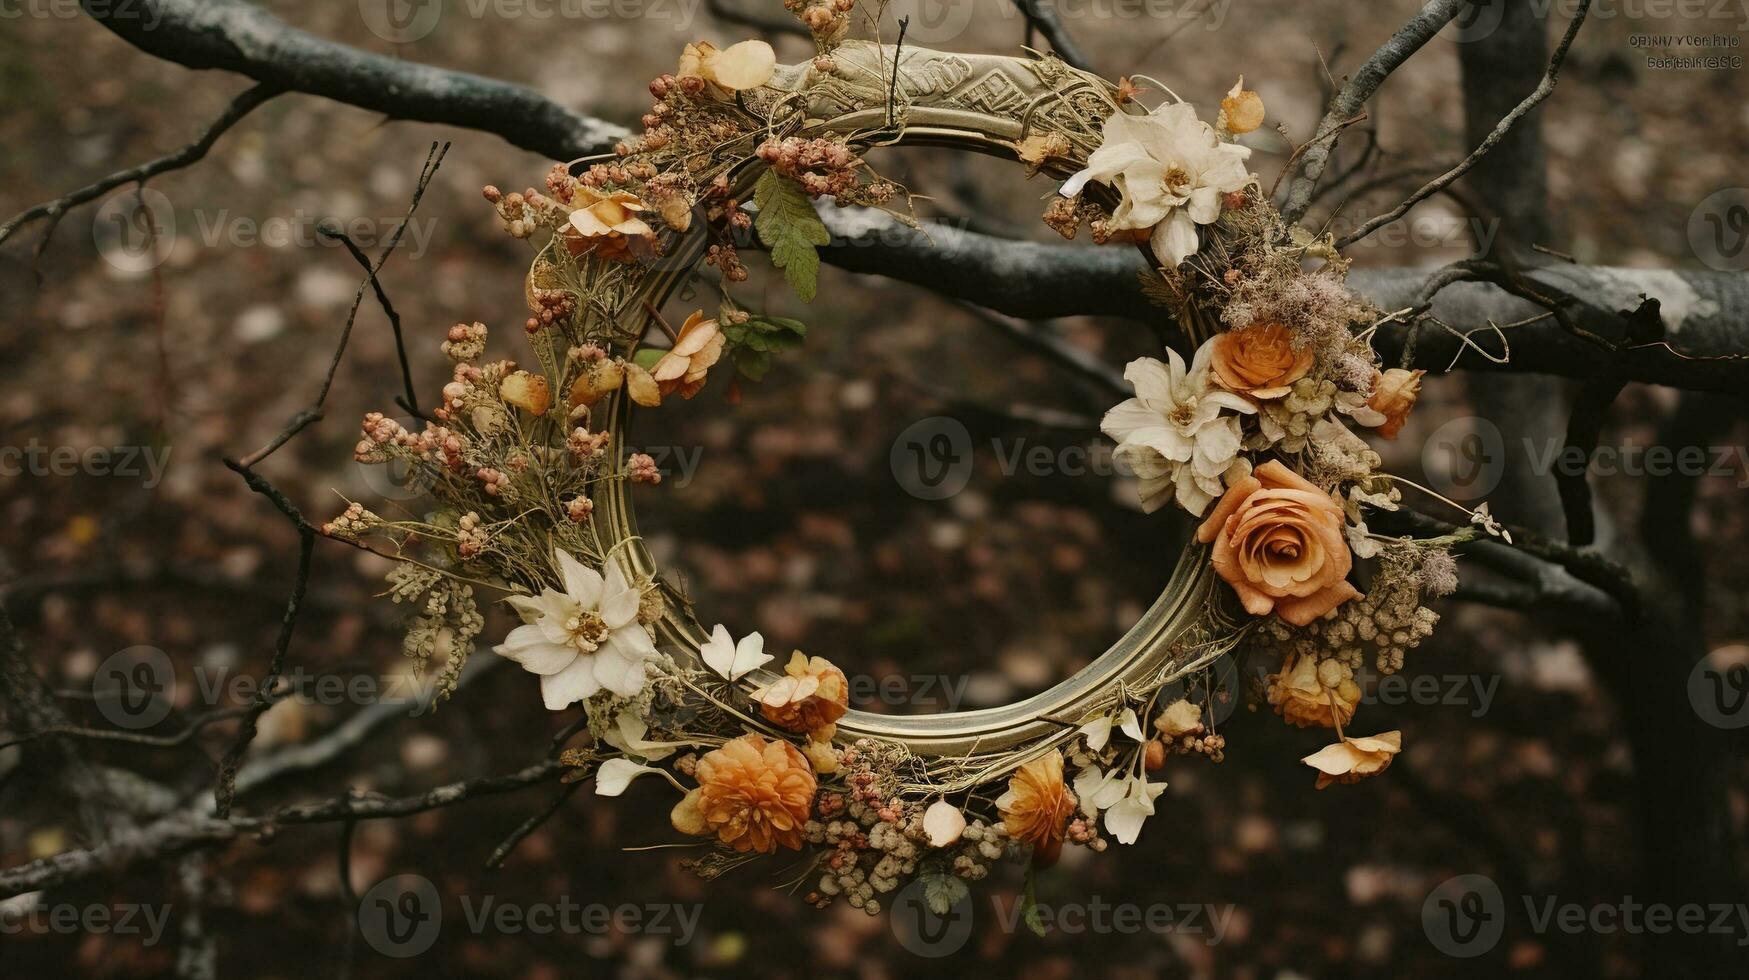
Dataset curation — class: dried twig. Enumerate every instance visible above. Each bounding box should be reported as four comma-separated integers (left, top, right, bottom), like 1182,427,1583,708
1336,0,1592,249
1278,0,1468,224
0,84,281,267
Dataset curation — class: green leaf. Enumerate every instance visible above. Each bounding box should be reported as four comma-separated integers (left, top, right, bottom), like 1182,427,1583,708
754,171,828,303
630,348,665,371
918,873,969,917
733,347,771,381
1020,867,1047,937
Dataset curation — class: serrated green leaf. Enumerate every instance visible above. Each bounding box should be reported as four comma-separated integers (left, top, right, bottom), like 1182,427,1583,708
919,873,969,917
754,171,828,303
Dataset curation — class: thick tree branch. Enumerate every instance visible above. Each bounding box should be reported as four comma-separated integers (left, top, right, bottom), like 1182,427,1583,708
819,212,1749,393
78,0,628,160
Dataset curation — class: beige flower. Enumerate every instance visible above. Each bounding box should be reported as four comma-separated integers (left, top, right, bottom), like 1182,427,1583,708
566,188,655,263
1218,77,1265,135
671,734,816,853
568,358,624,409
1154,698,1205,738
1366,368,1424,439
678,39,776,94
802,738,839,775
997,751,1078,866
1302,731,1401,789
499,371,551,416
1196,459,1361,626
625,361,662,407
1266,653,1361,729
652,311,725,399
751,651,849,739
1209,321,1314,400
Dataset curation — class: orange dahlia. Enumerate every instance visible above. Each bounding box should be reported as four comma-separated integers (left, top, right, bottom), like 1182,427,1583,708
997,750,1078,866
671,734,816,853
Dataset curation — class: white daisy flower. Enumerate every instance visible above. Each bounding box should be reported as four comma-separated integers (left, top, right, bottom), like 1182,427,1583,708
1060,101,1252,268
1102,340,1256,516
495,549,657,708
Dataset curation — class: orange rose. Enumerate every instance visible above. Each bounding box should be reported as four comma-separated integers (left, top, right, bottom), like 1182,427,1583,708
1209,321,1314,400
670,733,816,853
997,751,1077,867
1196,460,1361,626
1366,368,1424,439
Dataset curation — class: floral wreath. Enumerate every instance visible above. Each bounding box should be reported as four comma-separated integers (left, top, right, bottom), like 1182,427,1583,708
327,16,1501,920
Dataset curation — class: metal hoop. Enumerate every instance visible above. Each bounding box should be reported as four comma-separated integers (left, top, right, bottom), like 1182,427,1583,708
594,42,1232,758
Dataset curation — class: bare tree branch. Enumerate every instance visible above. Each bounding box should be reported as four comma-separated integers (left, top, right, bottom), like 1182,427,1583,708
0,83,281,256
1009,0,1095,72
1338,0,1591,249
1278,0,1468,225
77,0,628,160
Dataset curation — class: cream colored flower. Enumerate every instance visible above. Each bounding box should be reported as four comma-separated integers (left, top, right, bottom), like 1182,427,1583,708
568,358,624,410
923,799,967,847
1102,339,1256,516
699,624,772,681
1209,321,1314,400
802,738,839,775
1070,765,1162,846
566,188,654,262
1196,460,1362,626
1059,101,1251,268
1266,653,1361,729
1366,368,1425,439
495,550,657,707
1302,731,1401,789
652,311,725,399
499,371,551,416
1154,698,1205,738
670,733,815,853
998,751,1077,866
678,39,776,94
751,651,849,739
